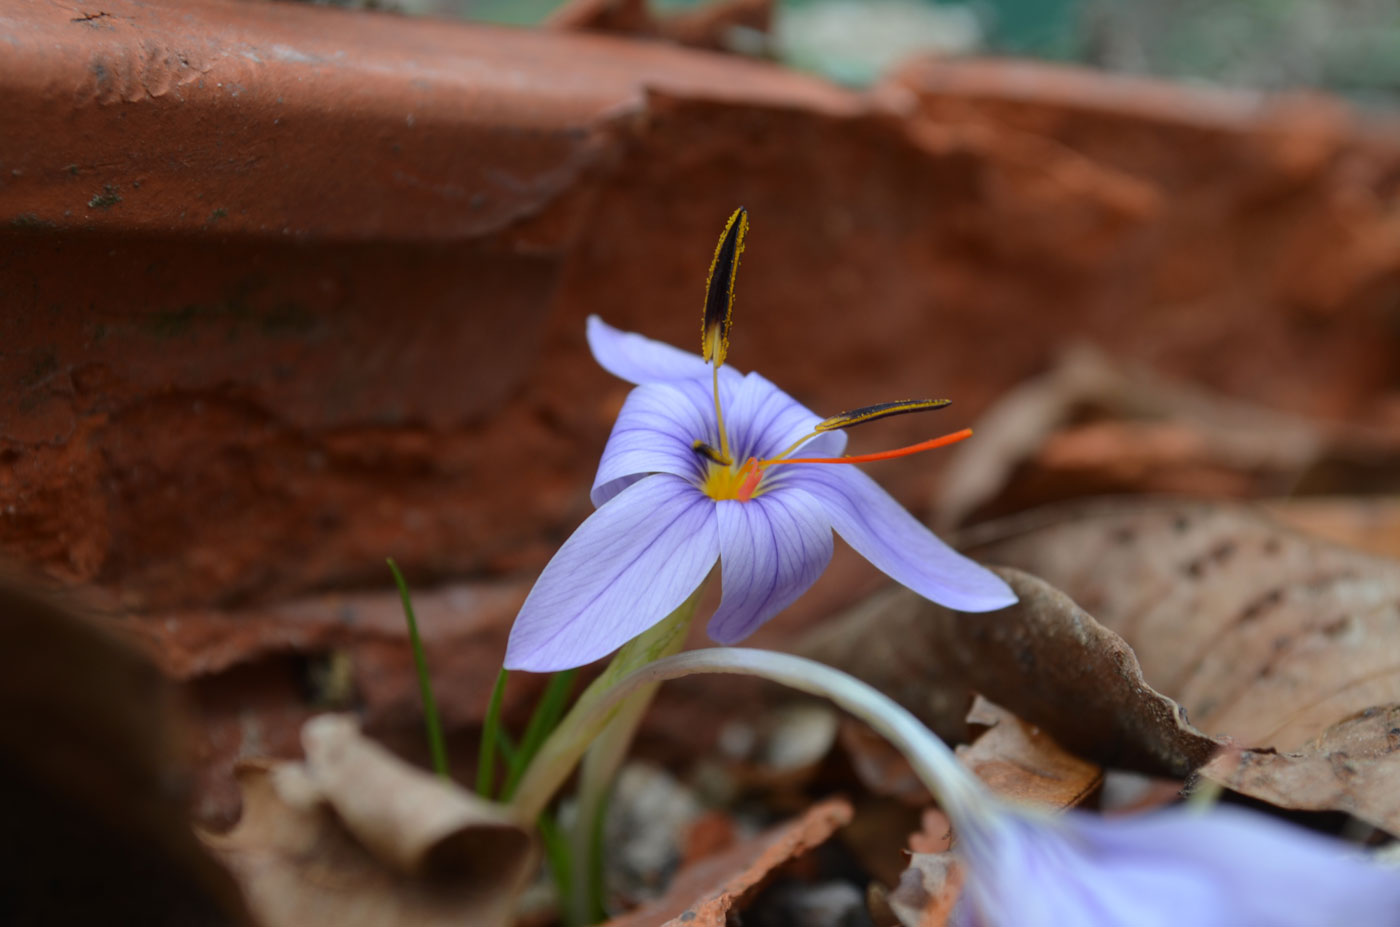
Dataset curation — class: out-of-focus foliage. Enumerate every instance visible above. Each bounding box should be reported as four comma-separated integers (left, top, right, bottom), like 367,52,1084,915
1079,0,1400,106
413,0,1400,105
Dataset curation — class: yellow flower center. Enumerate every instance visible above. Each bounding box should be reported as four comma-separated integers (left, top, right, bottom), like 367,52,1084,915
700,458,762,501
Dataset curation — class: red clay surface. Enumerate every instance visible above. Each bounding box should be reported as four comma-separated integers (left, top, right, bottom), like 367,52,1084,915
3,0,1400,817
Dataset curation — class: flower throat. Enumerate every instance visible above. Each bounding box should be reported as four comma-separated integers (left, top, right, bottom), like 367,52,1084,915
694,207,973,503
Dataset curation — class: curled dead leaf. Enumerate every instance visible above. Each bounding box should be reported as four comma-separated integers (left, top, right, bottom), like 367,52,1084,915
1200,703,1400,827
956,696,1102,810
203,715,532,927
888,809,960,927
602,797,853,927
809,501,1400,832
1265,496,1400,561
300,715,531,881
885,699,1099,927
803,568,1222,776
839,718,934,806
839,696,1101,811
934,347,1322,528
965,501,1400,751
935,347,1400,530
887,852,963,927
967,501,1400,830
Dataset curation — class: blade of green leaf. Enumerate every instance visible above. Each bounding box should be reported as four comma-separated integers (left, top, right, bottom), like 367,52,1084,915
496,726,518,767
502,669,577,800
386,558,450,780
537,810,573,923
583,780,611,925
477,667,509,797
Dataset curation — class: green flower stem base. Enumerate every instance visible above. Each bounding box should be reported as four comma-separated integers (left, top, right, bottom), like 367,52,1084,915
569,686,648,924
508,587,704,826
567,595,700,924
560,647,996,839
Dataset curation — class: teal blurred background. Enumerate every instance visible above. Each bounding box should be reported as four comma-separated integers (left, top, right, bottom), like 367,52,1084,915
385,0,1400,106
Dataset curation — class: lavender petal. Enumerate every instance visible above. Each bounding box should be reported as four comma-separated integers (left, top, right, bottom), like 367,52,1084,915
505,474,719,672
793,465,1015,612
592,379,718,506
707,487,834,643
724,371,847,463
587,315,743,386
961,806,1400,927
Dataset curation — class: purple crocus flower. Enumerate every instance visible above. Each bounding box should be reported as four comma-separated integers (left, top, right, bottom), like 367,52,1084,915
948,802,1400,927
503,312,1015,672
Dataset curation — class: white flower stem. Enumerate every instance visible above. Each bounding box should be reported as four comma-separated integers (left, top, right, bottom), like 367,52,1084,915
511,642,1002,870
601,649,997,837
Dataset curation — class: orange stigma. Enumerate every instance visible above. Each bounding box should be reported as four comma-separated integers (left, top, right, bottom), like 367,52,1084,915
722,428,974,503
775,428,973,466
736,458,764,502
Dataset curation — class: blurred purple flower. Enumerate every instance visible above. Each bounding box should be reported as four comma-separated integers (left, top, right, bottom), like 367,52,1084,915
504,317,1015,672
951,802,1400,927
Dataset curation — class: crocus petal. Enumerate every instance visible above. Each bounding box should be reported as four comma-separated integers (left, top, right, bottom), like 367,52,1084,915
792,465,1015,612
505,474,718,672
959,806,1400,927
707,487,834,643
587,315,743,386
592,379,720,506
724,372,847,463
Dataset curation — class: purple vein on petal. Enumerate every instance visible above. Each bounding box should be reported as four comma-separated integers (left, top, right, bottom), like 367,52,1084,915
790,465,1015,612
505,474,719,672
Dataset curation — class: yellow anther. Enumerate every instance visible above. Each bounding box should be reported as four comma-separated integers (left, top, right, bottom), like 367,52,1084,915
816,399,951,432
693,440,732,467
701,207,748,368
701,207,747,463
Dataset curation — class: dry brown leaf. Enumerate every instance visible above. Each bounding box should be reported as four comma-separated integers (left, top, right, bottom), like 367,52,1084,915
881,811,956,927
0,576,247,925
887,809,963,927
935,347,1400,529
840,797,928,889
602,797,853,927
839,718,933,806
884,701,1098,927
1200,703,1400,826
806,510,1400,833
964,500,1400,830
956,697,1103,810
839,697,1100,811
888,854,964,927
967,501,1400,749
300,715,532,879
803,568,1222,776
203,715,532,927
1265,496,1400,561
906,807,954,856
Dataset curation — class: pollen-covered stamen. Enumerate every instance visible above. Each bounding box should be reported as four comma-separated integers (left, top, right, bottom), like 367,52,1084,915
766,398,954,466
701,207,748,369
702,207,748,464
693,440,732,467
816,398,951,432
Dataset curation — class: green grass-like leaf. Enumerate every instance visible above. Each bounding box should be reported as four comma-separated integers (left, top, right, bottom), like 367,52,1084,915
386,558,450,780
502,669,577,800
477,667,509,797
